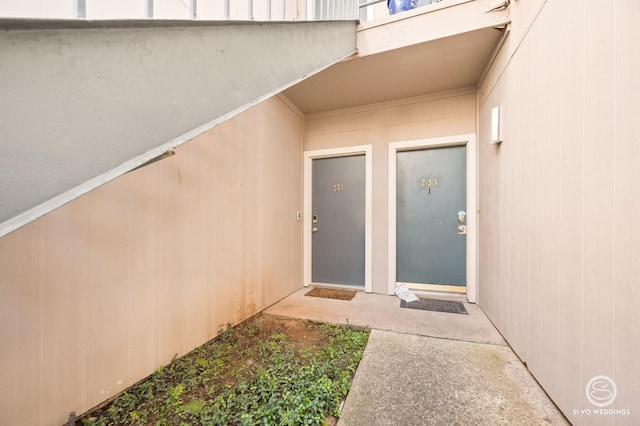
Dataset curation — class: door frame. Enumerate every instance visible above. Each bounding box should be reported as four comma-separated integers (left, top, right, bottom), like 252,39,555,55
304,145,372,292
388,134,477,302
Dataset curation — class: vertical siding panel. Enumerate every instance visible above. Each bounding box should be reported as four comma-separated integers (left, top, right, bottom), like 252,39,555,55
224,117,242,325
499,74,513,347
263,96,303,306
214,122,235,329
613,0,640,412
202,128,216,339
256,104,268,305
229,115,253,324
155,158,184,365
204,126,227,337
507,45,530,360
0,224,41,425
538,2,563,399
261,103,286,304
477,88,502,330
88,181,132,404
525,23,546,376
180,141,208,353
247,108,263,319
39,199,90,421
242,108,259,320
126,167,159,385
495,85,505,331
582,0,616,390
557,0,586,414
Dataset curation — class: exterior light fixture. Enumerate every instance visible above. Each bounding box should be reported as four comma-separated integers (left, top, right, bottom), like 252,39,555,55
489,106,502,144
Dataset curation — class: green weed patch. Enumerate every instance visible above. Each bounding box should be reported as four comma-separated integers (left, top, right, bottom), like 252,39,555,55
81,315,369,426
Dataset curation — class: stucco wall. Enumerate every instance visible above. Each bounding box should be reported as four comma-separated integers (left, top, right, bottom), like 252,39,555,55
0,19,355,238
478,0,639,423
304,89,476,294
0,95,304,426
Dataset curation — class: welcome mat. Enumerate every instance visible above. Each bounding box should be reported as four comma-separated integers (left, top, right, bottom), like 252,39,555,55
305,287,357,301
400,298,468,315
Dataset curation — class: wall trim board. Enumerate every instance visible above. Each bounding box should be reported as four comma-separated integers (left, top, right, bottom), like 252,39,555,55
276,93,305,119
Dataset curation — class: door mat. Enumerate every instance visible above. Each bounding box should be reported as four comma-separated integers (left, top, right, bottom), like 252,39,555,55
305,287,357,301
400,298,468,314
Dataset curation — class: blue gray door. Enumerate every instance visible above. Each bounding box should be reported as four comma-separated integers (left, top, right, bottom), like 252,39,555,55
312,155,365,287
396,146,466,286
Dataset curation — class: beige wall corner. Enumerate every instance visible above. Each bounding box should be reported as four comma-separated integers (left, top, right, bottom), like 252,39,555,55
477,0,640,422
0,95,303,425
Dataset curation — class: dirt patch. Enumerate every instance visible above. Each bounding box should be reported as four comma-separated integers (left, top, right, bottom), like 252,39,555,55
79,313,369,426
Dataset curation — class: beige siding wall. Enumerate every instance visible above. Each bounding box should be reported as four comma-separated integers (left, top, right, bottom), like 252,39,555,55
478,0,640,423
0,95,303,426
304,89,476,294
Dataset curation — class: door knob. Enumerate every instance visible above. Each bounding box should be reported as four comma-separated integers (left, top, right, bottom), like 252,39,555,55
458,210,466,223
312,227,318,233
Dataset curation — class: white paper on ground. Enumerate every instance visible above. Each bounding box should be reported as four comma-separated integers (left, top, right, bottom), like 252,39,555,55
394,284,420,302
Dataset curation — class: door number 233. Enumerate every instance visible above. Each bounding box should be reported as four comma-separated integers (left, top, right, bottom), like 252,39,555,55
420,178,438,188
332,184,345,192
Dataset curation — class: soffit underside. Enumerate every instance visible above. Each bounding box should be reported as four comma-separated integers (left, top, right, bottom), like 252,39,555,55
284,26,505,114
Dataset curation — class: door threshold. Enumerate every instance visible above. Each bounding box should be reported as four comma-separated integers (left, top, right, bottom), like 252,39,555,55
411,289,469,302
397,282,466,294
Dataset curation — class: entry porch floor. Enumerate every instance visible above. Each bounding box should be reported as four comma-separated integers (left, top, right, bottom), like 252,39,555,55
265,287,568,425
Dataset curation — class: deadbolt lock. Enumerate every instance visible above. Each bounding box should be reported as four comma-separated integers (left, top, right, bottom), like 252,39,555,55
458,225,467,235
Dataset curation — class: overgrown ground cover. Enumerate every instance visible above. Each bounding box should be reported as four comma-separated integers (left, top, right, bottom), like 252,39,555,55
80,314,369,426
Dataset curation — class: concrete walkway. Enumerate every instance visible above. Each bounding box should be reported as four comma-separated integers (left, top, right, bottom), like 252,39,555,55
265,288,568,425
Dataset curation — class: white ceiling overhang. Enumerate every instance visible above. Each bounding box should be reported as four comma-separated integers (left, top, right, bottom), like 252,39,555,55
284,0,511,114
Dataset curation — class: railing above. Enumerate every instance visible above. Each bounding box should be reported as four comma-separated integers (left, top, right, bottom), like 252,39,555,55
0,0,359,21
0,0,449,24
